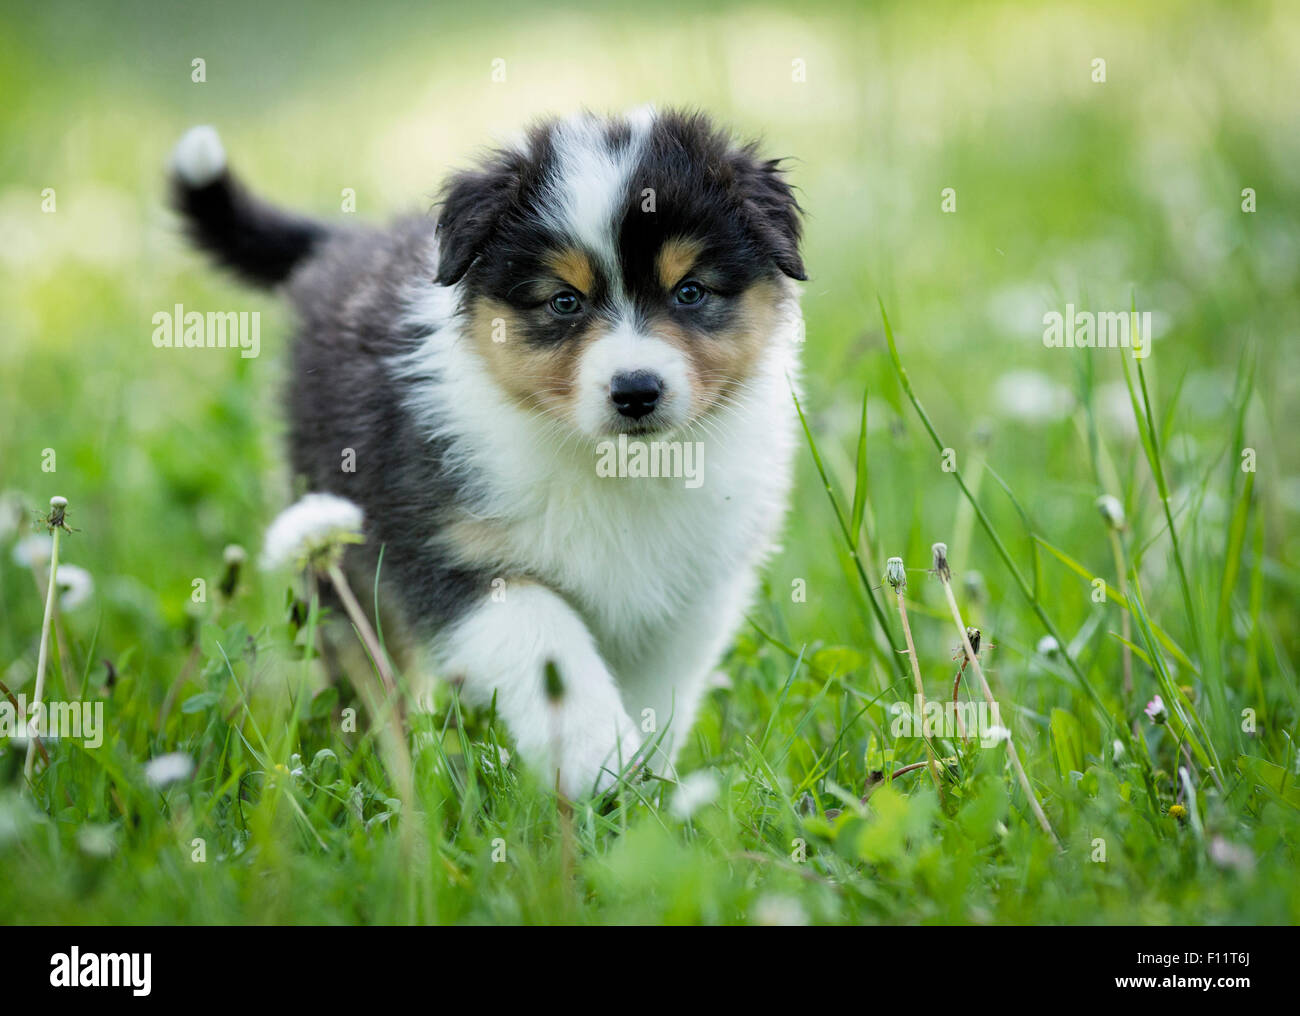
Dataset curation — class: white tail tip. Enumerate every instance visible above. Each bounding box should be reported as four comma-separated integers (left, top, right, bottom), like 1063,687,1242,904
172,125,226,187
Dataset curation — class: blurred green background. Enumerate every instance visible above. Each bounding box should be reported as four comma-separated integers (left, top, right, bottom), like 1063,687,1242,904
2,0,1299,924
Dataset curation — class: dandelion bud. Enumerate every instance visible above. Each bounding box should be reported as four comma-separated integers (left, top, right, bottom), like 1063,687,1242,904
1096,494,1126,531
885,557,906,592
931,542,951,582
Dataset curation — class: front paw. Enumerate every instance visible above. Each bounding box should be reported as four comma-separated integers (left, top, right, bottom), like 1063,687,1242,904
551,714,645,799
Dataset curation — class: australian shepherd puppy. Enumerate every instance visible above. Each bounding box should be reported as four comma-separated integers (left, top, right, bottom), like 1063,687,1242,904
171,108,806,797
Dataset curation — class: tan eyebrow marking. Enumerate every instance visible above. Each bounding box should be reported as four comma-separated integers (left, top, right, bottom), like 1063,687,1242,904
655,236,706,289
543,248,595,294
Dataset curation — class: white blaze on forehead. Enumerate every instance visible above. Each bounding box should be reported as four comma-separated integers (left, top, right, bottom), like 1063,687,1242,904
541,111,654,286
573,319,692,435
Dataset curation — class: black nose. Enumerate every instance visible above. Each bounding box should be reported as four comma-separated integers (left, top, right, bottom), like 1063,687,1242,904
609,371,663,419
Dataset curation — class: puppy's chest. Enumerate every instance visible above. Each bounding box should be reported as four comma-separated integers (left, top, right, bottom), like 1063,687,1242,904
464,446,789,638
516,475,752,612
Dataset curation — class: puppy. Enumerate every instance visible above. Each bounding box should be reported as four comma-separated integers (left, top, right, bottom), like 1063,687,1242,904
171,108,806,797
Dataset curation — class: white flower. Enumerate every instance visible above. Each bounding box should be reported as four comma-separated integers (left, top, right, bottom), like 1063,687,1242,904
1036,635,1060,657
261,493,364,570
752,894,809,926
11,534,52,569
144,752,195,789
55,564,94,610
669,769,720,820
983,724,1012,745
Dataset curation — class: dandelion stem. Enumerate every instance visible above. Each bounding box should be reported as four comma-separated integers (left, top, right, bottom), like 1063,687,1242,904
952,661,969,741
324,563,417,871
25,524,60,785
1107,528,1134,700
938,575,1059,848
893,588,945,802
326,563,397,697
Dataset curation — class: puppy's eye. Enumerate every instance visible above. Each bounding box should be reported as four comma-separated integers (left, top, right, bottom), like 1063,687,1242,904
548,290,583,316
673,280,708,307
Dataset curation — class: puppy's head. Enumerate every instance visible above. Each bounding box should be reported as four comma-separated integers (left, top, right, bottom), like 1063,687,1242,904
435,109,805,439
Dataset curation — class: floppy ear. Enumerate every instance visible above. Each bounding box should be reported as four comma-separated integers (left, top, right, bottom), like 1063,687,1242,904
434,154,521,287
731,147,807,281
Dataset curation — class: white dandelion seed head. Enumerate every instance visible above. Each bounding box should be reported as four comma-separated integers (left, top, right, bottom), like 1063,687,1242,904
11,534,53,569
984,724,1012,744
260,493,365,571
144,752,195,789
223,543,247,566
669,769,720,820
1036,635,1061,657
56,563,94,610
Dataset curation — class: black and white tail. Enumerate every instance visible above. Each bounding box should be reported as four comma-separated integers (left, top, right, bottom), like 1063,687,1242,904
170,126,328,288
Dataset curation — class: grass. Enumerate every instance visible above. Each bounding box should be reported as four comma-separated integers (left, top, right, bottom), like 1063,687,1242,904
2,0,1299,924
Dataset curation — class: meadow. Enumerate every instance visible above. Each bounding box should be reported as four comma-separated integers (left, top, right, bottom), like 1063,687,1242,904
1,0,1298,924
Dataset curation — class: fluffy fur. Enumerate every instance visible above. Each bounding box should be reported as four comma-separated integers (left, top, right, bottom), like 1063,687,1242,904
172,108,806,797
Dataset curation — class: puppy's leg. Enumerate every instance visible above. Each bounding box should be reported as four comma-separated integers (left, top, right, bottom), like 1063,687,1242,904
436,581,642,798
618,574,758,777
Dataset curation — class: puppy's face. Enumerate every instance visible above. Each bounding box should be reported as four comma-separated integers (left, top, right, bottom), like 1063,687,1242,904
435,110,805,439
